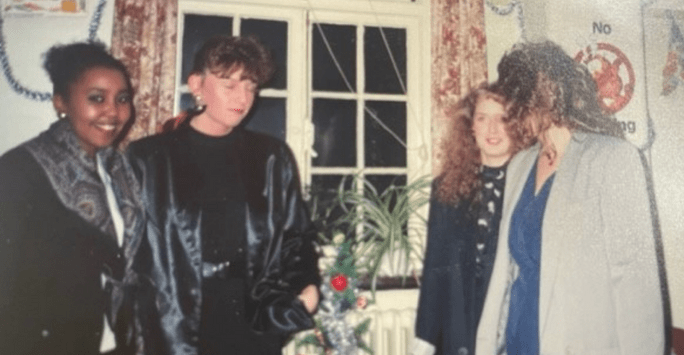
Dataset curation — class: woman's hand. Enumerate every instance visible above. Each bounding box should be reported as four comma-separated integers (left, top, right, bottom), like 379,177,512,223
297,284,319,314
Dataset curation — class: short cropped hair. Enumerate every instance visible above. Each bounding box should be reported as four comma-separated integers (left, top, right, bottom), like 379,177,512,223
190,35,275,86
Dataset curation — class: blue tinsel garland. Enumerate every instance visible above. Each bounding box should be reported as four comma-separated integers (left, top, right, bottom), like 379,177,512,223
0,0,108,101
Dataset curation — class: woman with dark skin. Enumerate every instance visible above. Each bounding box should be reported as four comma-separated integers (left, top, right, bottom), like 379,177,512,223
0,42,143,355
413,83,530,355
476,41,664,355
128,35,320,355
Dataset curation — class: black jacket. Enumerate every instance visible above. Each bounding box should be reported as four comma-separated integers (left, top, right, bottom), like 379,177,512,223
414,192,497,355
127,126,320,355
0,147,131,355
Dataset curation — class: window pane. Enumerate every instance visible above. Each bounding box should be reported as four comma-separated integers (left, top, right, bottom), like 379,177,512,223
241,19,287,89
312,23,356,92
364,101,407,167
312,99,356,167
365,174,407,195
243,97,286,141
179,92,195,112
365,174,407,213
309,174,354,240
364,26,407,94
181,14,233,84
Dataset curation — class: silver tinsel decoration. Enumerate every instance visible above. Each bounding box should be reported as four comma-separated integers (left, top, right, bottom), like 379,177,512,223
317,274,360,355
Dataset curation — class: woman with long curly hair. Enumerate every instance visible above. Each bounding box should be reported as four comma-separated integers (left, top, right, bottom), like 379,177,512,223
476,41,665,355
413,82,529,355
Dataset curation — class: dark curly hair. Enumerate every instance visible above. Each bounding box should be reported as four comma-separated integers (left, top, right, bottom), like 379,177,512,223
43,41,132,100
190,35,275,85
435,82,530,206
497,41,624,145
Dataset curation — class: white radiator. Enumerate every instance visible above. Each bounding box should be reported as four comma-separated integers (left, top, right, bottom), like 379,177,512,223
283,308,417,355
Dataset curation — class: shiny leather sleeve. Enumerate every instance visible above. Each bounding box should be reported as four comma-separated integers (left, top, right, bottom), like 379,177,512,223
245,139,320,335
127,138,204,355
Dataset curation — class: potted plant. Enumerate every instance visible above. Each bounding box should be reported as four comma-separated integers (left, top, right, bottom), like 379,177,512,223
309,174,431,295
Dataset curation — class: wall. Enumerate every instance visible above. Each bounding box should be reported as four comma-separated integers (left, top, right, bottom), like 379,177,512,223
485,0,684,329
0,0,115,155
643,0,684,331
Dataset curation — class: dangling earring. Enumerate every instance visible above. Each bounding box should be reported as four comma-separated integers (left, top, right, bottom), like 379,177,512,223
194,95,206,112
58,112,67,119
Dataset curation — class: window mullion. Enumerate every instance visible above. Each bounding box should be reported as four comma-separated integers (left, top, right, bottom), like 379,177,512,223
356,23,365,179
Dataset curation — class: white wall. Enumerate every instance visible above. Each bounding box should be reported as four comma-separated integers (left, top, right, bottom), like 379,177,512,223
0,0,115,155
643,0,684,331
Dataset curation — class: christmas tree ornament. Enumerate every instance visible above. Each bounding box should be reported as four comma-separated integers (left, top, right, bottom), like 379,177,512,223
331,274,348,291
296,241,373,355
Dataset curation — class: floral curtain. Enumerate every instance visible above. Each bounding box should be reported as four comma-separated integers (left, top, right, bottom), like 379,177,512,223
111,0,178,145
431,0,488,176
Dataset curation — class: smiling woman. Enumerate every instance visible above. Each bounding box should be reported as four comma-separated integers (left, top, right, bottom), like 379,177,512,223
52,67,132,156
0,42,144,355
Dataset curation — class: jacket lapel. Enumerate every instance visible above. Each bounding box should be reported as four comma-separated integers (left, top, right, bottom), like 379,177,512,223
538,132,588,339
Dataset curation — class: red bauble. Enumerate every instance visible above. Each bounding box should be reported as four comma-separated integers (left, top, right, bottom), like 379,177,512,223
331,274,348,291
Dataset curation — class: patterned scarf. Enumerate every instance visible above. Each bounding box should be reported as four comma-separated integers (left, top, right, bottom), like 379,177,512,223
24,119,144,330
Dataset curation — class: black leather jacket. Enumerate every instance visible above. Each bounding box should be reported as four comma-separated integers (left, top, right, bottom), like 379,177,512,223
127,126,320,355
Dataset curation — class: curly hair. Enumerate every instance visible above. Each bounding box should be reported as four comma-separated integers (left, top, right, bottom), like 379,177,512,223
191,35,275,85
497,41,624,145
435,82,530,206
43,41,132,100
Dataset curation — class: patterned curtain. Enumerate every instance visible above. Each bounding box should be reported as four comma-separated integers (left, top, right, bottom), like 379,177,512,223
111,0,178,145
431,0,488,175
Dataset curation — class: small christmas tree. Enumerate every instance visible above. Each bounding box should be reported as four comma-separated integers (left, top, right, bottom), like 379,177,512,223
296,240,372,355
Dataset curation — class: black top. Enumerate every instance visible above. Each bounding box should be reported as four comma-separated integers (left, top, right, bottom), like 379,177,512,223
473,164,506,323
183,127,246,264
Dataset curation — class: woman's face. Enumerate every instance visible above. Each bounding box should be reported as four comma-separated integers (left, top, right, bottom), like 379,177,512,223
189,67,257,136
54,67,132,156
472,97,512,167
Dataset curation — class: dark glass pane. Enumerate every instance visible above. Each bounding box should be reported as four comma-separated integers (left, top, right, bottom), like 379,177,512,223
179,92,194,112
365,174,407,214
181,14,233,84
313,23,356,92
364,27,407,94
365,174,407,195
241,19,287,89
312,99,356,167
364,101,406,167
242,97,286,141
309,174,354,241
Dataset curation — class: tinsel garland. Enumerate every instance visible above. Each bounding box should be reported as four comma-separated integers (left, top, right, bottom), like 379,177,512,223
0,0,108,101
485,0,526,41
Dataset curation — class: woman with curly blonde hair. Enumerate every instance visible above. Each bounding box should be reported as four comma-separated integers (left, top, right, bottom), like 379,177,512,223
413,82,529,355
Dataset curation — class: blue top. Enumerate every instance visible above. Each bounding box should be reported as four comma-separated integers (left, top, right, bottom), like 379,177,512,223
505,162,555,355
